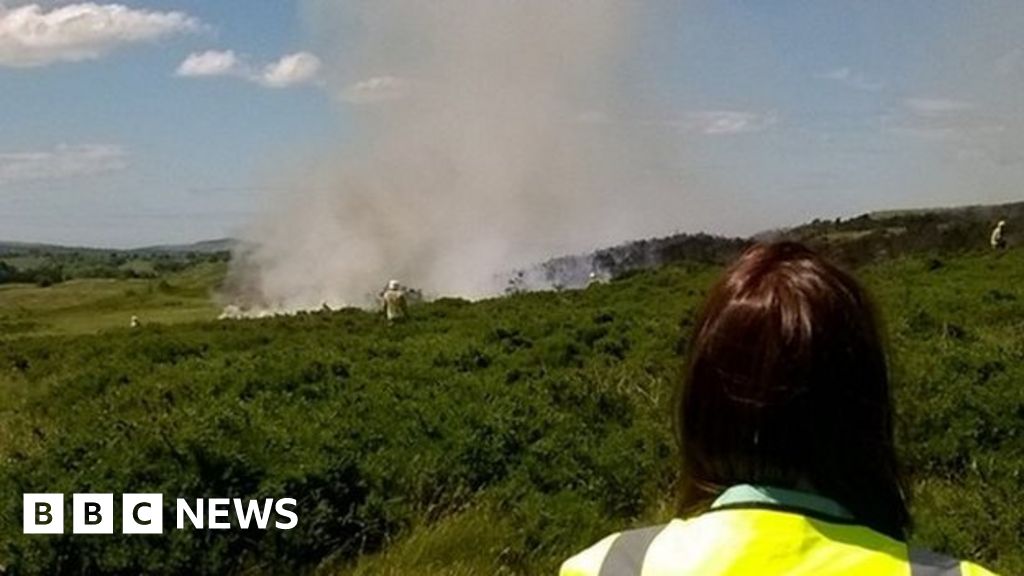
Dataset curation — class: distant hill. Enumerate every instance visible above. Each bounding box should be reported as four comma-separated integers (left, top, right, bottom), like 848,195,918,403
0,238,233,286
0,241,101,255
3,199,1021,288
0,238,236,256
507,232,748,293
131,238,237,254
765,200,1023,266
868,201,1023,221
509,200,1023,291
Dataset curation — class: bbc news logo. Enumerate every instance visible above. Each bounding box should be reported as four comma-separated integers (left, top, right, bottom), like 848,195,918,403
23,494,298,534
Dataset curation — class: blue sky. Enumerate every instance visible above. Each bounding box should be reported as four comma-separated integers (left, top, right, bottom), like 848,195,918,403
1,1,1023,247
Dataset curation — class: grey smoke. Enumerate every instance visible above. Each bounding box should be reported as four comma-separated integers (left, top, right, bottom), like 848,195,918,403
225,1,690,310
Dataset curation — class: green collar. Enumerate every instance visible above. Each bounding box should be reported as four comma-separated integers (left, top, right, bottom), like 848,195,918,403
710,484,854,521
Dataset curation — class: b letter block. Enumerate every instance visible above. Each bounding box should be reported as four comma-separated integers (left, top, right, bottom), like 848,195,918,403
73,493,114,534
23,494,64,534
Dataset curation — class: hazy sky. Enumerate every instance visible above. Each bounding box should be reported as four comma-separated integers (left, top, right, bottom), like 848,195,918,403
1,0,1023,248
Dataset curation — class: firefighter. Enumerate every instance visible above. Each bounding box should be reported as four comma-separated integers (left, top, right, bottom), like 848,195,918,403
990,220,1007,250
380,279,408,323
561,243,997,576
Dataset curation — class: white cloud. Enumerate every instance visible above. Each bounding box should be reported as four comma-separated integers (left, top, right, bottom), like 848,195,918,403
687,110,778,136
341,75,408,104
885,98,978,140
256,52,321,88
0,144,127,183
176,49,240,77
885,99,1019,165
0,3,201,68
176,50,321,89
884,124,961,143
816,67,883,92
994,48,1023,77
904,98,973,116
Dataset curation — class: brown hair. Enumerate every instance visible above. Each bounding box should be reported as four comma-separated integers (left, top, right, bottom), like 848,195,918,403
675,242,909,539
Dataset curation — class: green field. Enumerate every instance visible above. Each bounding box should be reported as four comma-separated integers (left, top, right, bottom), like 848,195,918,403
0,263,224,338
0,250,1022,574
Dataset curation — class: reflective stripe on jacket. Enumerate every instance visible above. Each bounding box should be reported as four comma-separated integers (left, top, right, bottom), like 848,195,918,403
560,485,999,576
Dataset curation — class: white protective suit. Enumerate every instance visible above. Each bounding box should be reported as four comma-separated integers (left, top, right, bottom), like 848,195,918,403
380,280,409,321
991,221,1007,250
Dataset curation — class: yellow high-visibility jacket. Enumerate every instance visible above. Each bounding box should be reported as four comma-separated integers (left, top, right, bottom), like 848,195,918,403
560,485,999,576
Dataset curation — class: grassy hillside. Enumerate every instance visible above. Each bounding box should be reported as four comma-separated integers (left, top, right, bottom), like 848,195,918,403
0,242,230,293
773,200,1023,267
0,250,1022,574
0,263,224,338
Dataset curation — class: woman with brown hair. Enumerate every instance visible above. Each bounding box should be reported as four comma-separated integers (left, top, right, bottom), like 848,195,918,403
561,242,997,575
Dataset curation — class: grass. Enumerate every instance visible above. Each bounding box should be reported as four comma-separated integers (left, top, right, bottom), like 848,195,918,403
0,251,1021,574
333,505,516,576
0,262,224,337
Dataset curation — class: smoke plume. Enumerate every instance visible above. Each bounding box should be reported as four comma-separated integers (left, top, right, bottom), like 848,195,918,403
225,1,685,310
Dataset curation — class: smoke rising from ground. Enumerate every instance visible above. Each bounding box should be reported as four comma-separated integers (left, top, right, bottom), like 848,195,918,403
225,1,686,310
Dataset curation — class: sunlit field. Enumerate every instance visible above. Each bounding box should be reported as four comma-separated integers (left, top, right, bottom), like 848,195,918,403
0,263,224,338
1,249,1021,574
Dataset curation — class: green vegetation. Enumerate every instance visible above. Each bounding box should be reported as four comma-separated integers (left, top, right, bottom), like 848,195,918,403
777,202,1021,267
0,249,1022,575
0,263,224,338
0,243,230,287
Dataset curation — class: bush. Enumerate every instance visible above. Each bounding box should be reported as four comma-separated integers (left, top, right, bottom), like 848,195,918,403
1,251,1023,574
